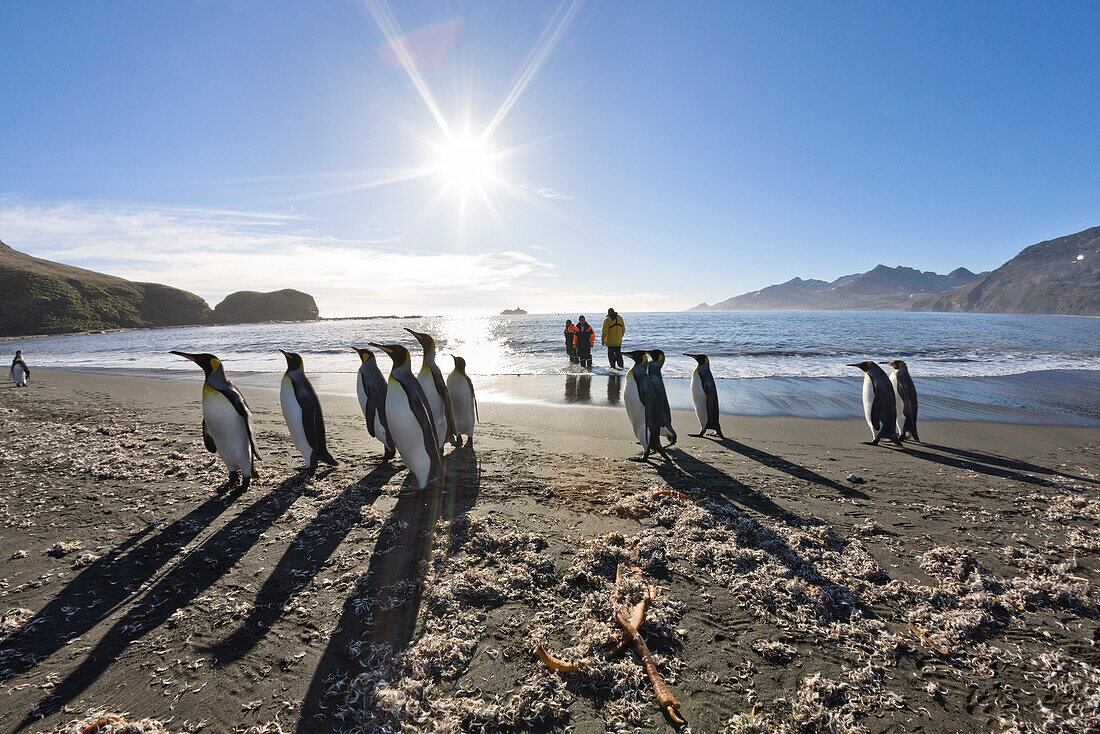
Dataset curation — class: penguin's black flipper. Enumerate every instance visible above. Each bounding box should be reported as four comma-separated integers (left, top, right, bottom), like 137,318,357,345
360,371,379,439
202,419,217,453
294,379,331,463
429,365,460,446
462,373,479,423
215,382,262,462
700,363,723,434
399,373,443,481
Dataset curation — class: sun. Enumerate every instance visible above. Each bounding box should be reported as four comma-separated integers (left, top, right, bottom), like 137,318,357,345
432,131,495,191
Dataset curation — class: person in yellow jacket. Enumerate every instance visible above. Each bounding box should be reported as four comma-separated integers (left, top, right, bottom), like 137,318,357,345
601,308,625,369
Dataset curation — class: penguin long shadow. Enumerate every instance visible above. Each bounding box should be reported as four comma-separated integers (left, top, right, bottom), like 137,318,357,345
439,445,482,552
296,480,447,733
18,475,304,727
207,463,399,667
919,442,1099,486
896,444,1068,488
655,448,788,521
657,449,871,619
0,485,245,684
712,437,868,499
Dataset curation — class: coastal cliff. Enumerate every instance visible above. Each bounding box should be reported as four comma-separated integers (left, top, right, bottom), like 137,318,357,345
213,289,320,324
0,240,212,336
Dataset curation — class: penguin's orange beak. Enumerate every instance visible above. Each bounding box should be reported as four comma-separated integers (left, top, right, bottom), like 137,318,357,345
170,351,198,363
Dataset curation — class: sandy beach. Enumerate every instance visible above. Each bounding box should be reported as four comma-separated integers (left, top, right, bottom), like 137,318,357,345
1,370,1098,733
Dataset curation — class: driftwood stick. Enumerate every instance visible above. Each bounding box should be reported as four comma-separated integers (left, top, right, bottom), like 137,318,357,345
536,642,585,673
609,592,650,657
616,610,684,724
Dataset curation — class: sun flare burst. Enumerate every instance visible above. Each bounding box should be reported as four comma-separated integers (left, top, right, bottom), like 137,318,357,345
431,131,496,192
358,0,583,248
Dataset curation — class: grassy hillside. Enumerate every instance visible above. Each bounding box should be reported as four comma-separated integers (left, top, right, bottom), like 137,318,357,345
0,240,213,336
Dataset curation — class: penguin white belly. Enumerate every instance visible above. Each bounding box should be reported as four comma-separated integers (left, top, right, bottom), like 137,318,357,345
624,371,648,446
386,380,433,487
203,387,252,475
861,374,876,436
11,364,26,386
691,373,707,430
888,372,905,436
280,376,313,463
446,374,475,437
417,369,448,446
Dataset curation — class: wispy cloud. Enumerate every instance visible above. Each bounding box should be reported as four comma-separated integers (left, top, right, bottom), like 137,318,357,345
0,201,558,316
515,184,574,200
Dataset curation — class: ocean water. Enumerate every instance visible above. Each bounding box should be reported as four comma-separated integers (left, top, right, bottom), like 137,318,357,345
5,312,1099,423
5,311,1098,377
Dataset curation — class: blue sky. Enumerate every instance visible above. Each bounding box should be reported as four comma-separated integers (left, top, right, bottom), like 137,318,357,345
1,1,1098,315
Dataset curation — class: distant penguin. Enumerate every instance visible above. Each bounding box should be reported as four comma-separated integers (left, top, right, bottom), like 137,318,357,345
10,351,29,387
353,347,396,461
170,351,261,488
646,349,677,445
279,350,338,472
369,342,442,491
405,328,459,448
624,350,669,461
446,356,478,447
685,353,723,438
848,361,901,446
882,360,920,442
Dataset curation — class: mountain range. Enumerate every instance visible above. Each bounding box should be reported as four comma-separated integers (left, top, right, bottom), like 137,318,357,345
692,226,1100,316
0,240,319,337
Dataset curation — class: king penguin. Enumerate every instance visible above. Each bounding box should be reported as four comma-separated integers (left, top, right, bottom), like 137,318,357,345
446,356,478,447
369,342,442,491
170,351,260,488
882,359,920,442
685,353,723,438
624,350,669,461
10,350,29,387
646,349,677,446
848,361,901,446
279,350,338,472
405,328,459,449
353,347,396,461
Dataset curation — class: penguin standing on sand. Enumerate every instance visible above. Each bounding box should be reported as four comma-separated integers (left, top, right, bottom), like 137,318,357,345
848,361,901,446
624,350,669,461
446,356,478,447
685,353,723,438
882,360,920,442
646,349,677,445
170,351,260,488
370,343,442,491
405,329,459,449
10,350,30,387
353,347,395,461
279,350,338,472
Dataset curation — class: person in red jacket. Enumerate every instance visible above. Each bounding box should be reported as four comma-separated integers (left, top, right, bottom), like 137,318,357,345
564,319,579,363
573,316,595,368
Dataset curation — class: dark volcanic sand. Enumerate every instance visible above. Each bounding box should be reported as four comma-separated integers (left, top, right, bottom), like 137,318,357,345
0,371,1098,733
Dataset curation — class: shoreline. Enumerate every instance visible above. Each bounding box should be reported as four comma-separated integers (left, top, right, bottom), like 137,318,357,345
24,366,1100,426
